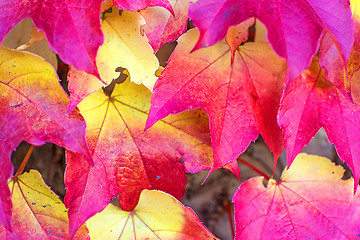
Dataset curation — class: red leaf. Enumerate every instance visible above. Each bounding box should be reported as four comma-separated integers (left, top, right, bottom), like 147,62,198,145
0,0,104,77
146,29,286,174
233,153,360,239
114,0,173,13
140,0,189,52
189,0,354,80
65,77,213,237
0,47,90,231
278,57,360,191
319,17,360,101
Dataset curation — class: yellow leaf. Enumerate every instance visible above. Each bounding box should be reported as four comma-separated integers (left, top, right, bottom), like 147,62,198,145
9,170,89,239
86,190,218,240
98,7,159,91
351,0,360,18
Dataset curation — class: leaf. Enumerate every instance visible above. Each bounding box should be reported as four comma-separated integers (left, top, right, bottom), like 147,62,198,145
189,0,354,80
352,0,360,18
146,28,286,174
0,224,16,240
140,0,190,52
233,153,360,239
86,190,218,240
8,170,89,239
319,17,360,101
67,8,159,113
277,56,360,191
0,47,90,230
113,0,173,13
225,18,255,63
67,67,106,114
0,0,104,77
65,77,213,237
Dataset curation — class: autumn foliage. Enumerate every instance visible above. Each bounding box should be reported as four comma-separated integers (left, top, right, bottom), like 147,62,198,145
1,0,360,239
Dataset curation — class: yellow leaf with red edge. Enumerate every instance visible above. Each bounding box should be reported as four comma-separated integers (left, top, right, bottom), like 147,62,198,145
67,6,160,113
65,76,214,237
233,153,360,239
86,190,218,240
8,170,89,239
100,7,159,90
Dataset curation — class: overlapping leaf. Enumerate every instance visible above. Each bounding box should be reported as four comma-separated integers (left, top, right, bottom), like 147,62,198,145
319,17,360,100
65,77,214,237
140,0,189,52
8,170,89,239
278,56,360,191
189,0,354,80
0,47,90,231
0,0,104,77
233,153,360,239
146,28,286,174
114,0,173,12
86,190,218,239
67,8,159,113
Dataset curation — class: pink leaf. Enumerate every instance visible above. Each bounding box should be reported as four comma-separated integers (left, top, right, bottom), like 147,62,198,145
140,0,189,52
319,17,360,101
146,29,286,175
278,57,360,191
233,153,360,239
0,0,104,77
66,66,105,114
114,0,174,13
189,0,354,80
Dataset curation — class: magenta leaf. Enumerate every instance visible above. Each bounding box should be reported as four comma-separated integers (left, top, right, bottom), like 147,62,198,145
114,0,173,13
140,0,189,52
233,153,360,239
278,57,360,191
146,29,286,175
0,0,104,77
189,0,354,80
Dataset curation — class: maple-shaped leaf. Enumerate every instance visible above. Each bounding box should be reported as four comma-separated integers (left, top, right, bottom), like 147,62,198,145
0,47,90,231
8,170,89,239
0,0,104,77
65,77,213,237
86,190,218,239
319,17,360,101
67,8,159,113
140,0,189,52
146,28,286,174
233,153,360,239
278,56,360,191
189,0,354,80
114,0,173,13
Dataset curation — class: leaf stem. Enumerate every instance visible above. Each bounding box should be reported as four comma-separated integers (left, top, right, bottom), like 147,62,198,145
14,144,35,178
223,201,235,239
237,158,270,181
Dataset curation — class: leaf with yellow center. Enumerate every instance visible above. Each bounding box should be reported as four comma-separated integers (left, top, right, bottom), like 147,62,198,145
67,6,159,113
86,190,218,240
